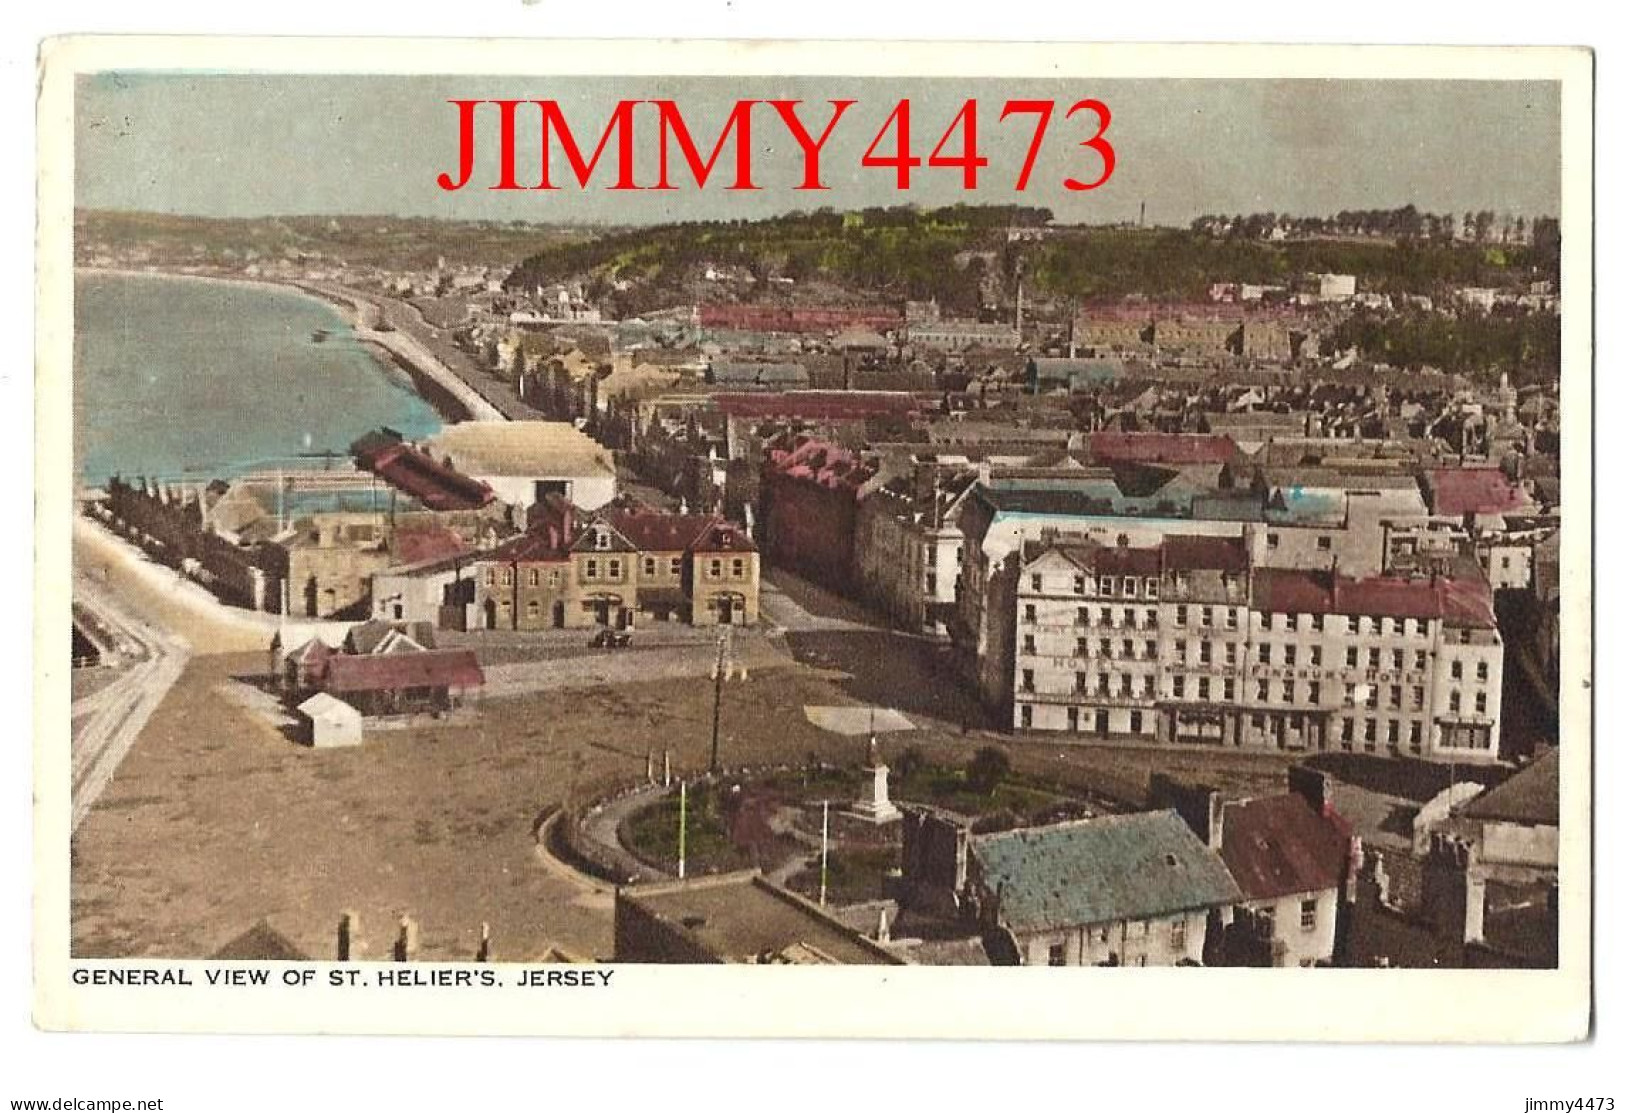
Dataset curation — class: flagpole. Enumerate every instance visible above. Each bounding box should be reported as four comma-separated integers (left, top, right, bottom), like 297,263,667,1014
677,780,688,881
819,800,829,907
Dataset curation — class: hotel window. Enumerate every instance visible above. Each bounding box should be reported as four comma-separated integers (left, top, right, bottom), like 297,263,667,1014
1316,536,1332,552
1141,675,1156,698
1020,705,1032,728
1284,645,1297,667
1073,575,1087,595
1341,719,1355,744
1300,900,1318,931
528,569,540,587
1031,574,1044,592
1121,638,1134,659
1414,650,1428,670
1197,677,1211,700
1074,671,1087,693
1226,608,1239,631
1413,686,1425,711
1201,606,1214,628
1175,639,1188,663
1284,613,1299,633
1391,648,1405,670
1124,579,1138,598
642,557,656,577
1267,532,1280,551
1024,604,1037,623
1346,647,1359,668
1021,669,1035,692
1261,613,1273,632
1076,637,1088,656
1308,681,1321,705
1311,614,1324,633
1199,640,1213,665
1173,676,1186,698
1476,661,1490,682
1410,721,1423,749
1022,634,1036,654
1365,686,1378,710
1225,643,1238,667
1067,707,1079,731
1450,660,1463,680
1283,680,1296,704
1309,645,1322,667
1129,710,1144,733
1368,647,1382,669
1387,720,1400,745
1389,685,1402,710
1102,641,1114,659
1077,606,1090,626
1145,611,1159,630
1175,604,1188,627
1364,720,1377,744
1223,678,1236,701
1145,580,1159,599
1449,691,1462,713
1100,577,1116,597
1476,692,1488,715
1259,643,1272,665
1256,679,1270,701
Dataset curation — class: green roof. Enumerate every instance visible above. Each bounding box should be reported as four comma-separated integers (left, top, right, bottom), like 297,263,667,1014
971,811,1242,933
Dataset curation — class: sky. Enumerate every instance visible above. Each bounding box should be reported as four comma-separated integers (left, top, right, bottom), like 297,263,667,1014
75,74,1562,226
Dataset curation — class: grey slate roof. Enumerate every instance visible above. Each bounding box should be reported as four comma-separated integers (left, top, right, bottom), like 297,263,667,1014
1462,749,1559,826
971,811,1242,933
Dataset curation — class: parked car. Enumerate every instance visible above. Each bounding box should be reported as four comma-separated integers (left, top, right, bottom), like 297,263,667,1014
588,628,633,649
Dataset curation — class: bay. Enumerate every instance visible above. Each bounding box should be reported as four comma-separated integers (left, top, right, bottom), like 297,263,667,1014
73,272,445,486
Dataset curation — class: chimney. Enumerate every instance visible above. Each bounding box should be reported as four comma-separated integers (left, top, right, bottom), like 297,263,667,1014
1287,765,1329,817
1209,796,1226,851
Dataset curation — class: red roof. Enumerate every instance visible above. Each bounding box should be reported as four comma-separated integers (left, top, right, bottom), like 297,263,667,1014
359,443,495,512
1220,794,1351,901
1087,432,1240,467
699,304,902,333
394,524,469,566
1251,568,1495,627
714,391,924,421
1424,468,1533,518
606,511,717,553
488,531,572,563
323,649,485,694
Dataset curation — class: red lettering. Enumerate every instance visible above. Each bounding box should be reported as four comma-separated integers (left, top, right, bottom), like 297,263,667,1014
861,100,922,189
1062,98,1116,191
491,100,525,191
927,100,988,190
1000,99,1055,192
653,100,760,190
538,100,642,190
436,99,483,192
768,99,855,190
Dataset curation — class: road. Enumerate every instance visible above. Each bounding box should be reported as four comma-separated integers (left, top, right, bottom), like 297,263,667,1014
70,572,191,833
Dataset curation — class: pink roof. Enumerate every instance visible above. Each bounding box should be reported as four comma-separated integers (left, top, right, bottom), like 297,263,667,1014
323,649,485,694
1251,569,1496,628
394,525,469,566
1088,432,1240,467
1424,468,1534,518
714,391,924,421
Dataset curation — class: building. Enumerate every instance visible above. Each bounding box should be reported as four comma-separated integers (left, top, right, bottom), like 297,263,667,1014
906,318,1021,352
297,692,364,748
756,436,874,593
613,872,906,964
428,421,618,512
852,476,968,635
319,649,485,717
1425,749,1558,958
964,811,1242,966
1154,769,1358,967
998,531,1506,764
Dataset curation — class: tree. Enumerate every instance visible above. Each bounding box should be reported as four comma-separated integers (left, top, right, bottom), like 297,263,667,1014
966,745,1011,796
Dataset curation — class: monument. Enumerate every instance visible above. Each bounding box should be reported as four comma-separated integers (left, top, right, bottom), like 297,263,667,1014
850,733,901,825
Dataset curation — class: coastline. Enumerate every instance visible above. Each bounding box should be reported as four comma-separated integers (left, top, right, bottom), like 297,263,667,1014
76,265,506,425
